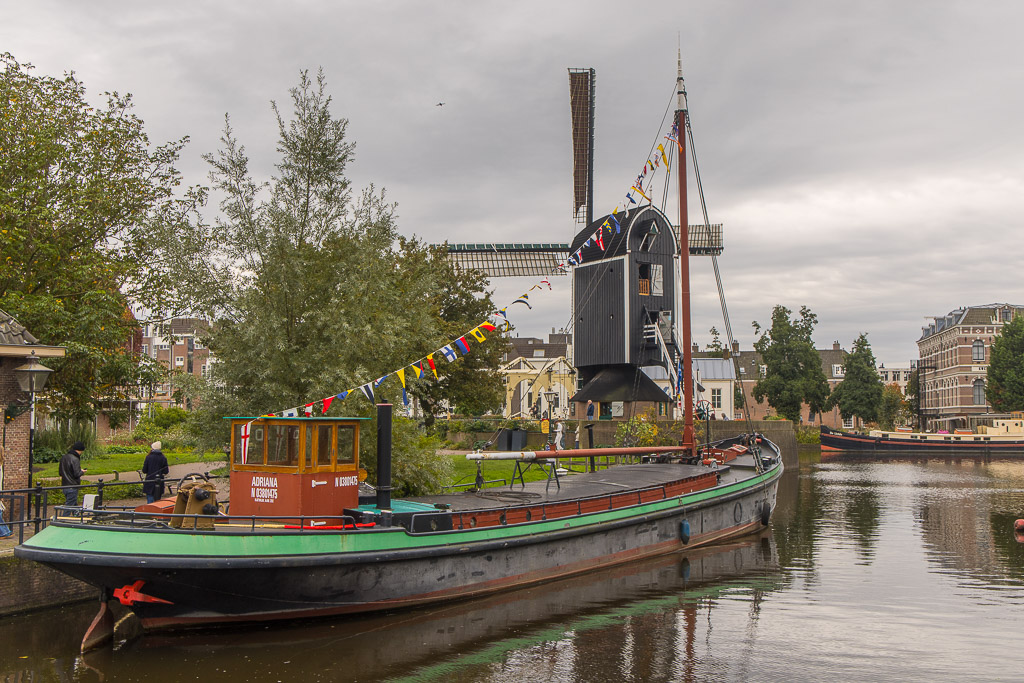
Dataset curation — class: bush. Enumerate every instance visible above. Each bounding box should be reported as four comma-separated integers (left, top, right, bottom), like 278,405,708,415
105,445,145,454
360,417,452,496
615,412,659,448
34,422,100,462
796,425,821,444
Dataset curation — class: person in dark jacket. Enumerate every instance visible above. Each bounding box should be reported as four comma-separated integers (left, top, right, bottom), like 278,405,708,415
59,442,86,508
142,441,170,504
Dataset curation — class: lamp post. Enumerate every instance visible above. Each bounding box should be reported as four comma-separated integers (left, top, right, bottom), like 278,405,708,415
13,352,54,488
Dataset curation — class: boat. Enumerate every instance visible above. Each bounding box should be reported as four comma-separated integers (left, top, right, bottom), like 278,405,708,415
14,61,784,651
820,422,1024,455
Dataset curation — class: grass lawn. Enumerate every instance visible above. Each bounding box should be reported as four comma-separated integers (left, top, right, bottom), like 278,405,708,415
445,453,589,489
34,450,228,481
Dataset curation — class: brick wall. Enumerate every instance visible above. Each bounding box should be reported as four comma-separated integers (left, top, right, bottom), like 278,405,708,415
0,358,31,491
0,553,94,616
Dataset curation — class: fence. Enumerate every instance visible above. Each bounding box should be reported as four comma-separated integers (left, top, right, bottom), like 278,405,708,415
1,479,118,544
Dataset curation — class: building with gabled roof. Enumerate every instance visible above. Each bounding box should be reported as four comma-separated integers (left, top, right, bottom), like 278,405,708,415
917,303,1024,430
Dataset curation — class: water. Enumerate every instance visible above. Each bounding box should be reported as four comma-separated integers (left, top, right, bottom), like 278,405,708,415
5,454,1024,681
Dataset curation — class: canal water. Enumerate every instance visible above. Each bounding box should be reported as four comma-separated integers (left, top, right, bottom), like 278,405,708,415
5,453,1024,681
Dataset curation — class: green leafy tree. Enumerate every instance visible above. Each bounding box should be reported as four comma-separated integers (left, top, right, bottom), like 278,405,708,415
0,53,203,422
987,314,1024,411
183,70,506,487
751,305,830,424
704,327,725,357
826,333,883,427
878,383,909,431
906,368,921,422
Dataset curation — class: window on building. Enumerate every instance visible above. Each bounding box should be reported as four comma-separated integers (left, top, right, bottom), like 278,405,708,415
141,344,148,355
650,264,664,296
638,263,651,296
973,379,986,406
808,412,816,423
175,356,184,366
711,388,722,409
833,364,845,377
972,340,985,362
200,364,208,377
843,417,854,429
158,344,170,350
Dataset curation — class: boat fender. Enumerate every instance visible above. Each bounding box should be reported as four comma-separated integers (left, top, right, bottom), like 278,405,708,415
680,519,690,544
202,503,218,515
760,501,771,526
193,488,210,502
1015,519,1024,533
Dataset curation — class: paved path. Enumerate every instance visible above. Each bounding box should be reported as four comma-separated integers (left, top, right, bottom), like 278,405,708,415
80,460,225,484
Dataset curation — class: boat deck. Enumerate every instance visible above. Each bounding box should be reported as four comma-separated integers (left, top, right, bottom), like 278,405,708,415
406,457,761,513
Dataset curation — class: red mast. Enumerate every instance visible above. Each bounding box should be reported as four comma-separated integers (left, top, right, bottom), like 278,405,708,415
676,55,696,455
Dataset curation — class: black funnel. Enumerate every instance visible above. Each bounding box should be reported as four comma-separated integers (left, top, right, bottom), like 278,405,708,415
376,403,393,511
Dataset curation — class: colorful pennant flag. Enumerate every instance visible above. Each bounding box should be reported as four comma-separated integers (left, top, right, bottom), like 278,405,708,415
396,368,409,406
440,344,458,362
411,361,425,379
479,321,498,332
337,390,350,401
360,383,375,402
283,408,298,418
304,403,314,417
322,395,334,413
425,354,438,378
455,337,470,354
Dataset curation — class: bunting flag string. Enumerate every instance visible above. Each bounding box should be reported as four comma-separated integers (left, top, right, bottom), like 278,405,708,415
360,383,375,403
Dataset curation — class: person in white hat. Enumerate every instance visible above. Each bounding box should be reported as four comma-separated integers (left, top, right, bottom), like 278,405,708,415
142,441,169,503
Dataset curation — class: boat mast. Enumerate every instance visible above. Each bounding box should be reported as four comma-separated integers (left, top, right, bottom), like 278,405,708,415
676,52,696,455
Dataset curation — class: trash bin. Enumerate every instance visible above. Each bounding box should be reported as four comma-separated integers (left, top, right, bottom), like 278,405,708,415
496,429,512,451
510,429,527,451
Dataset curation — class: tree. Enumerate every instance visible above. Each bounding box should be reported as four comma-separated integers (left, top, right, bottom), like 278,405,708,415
826,334,883,427
703,327,725,357
878,383,909,431
987,314,1024,411
751,305,830,424
184,70,507,457
0,53,202,422
906,368,921,421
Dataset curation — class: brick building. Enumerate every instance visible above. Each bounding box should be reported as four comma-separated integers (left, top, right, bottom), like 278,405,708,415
917,303,1024,430
140,318,213,409
0,312,65,491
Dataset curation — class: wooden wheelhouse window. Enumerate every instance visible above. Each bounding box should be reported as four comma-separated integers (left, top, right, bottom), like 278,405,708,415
267,424,301,467
315,424,336,468
234,423,265,465
338,426,356,464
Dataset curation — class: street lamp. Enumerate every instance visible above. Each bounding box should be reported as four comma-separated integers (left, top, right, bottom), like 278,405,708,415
13,352,54,487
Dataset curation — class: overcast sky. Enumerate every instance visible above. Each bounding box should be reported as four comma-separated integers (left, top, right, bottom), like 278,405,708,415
6,1,1023,365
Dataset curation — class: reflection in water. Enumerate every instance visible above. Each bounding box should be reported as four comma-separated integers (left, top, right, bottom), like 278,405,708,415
8,456,1024,681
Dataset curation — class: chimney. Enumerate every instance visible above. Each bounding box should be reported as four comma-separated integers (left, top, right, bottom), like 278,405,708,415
732,340,739,353
692,343,700,353
833,341,841,351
